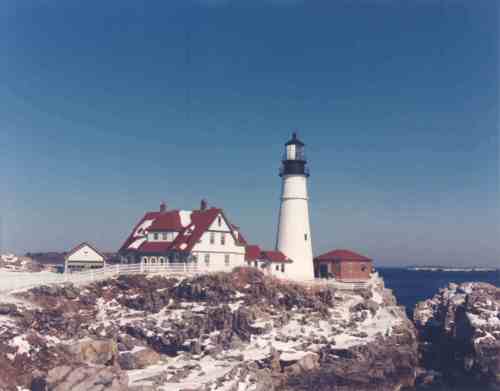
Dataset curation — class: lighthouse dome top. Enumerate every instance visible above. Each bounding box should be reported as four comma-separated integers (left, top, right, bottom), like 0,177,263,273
285,132,305,147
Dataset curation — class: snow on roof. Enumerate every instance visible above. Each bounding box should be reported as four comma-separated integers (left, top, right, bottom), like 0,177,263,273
179,210,192,227
121,205,245,255
128,237,147,250
134,219,155,238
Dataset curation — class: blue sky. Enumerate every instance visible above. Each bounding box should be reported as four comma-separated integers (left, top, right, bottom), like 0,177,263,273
0,0,498,266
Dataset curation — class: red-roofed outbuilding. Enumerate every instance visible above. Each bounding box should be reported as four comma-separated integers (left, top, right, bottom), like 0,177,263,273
314,249,373,281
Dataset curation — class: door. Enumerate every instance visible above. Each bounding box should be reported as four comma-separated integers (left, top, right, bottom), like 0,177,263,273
319,264,329,279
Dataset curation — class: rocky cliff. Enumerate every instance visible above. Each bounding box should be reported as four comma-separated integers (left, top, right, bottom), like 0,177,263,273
414,282,500,390
0,268,417,391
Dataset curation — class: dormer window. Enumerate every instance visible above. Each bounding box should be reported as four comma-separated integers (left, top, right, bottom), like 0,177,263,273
153,233,159,240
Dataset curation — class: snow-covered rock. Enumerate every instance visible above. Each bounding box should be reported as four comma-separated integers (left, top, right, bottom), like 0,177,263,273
0,268,417,391
414,282,500,390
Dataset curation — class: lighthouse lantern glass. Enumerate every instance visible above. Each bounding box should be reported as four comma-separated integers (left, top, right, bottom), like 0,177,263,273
285,144,305,161
286,144,296,160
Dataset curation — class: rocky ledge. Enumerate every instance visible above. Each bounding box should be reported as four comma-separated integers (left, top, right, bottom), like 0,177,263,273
414,282,500,390
0,268,417,391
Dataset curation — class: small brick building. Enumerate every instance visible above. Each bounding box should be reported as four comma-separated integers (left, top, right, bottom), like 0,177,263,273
314,249,373,281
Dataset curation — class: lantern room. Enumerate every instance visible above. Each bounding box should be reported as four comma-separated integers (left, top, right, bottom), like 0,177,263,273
285,132,305,161
280,132,309,177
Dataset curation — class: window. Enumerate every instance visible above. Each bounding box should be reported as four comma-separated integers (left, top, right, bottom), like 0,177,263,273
204,253,210,265
218,216,222,227
210,232,215,244
153,233,159,240
281,264,285,272
304,233,308,241
275,265,279,271
162,232,167,241
159,257,165,264
224,254,230,266
254,261,258,268
221,233,226,245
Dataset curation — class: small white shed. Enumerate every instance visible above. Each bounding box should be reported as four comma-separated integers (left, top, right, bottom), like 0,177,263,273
65,242,106,272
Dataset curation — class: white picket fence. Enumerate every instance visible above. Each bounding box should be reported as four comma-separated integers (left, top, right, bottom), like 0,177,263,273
0,263,207,294
0,263,369,294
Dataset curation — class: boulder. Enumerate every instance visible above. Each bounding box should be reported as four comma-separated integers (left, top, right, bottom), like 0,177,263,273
45,364,128,391
69,339,118,366
118,352,136,370
61,284,80,300
283,353,320,376
0,303,17,315
118,347,161,370
133,348,161,369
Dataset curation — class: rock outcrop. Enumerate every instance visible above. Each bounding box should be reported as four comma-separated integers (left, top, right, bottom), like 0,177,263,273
414,282,500,390
0,268,417,391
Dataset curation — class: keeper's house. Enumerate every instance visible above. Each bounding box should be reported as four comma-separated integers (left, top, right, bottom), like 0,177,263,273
314,249,373,281
65,242,106,272
119,200,249,271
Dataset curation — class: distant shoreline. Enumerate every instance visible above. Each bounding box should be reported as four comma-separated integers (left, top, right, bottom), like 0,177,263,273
406,266,498,272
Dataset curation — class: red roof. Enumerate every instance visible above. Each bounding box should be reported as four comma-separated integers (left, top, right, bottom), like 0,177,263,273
315,249,372,262
148,211,183,231
261,250,291,263
120,205,246,255
245,245,261,261
119,211,161,252
138,241,173,254
169,208,221,252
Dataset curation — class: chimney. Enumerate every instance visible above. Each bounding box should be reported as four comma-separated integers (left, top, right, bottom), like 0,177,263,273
160,201,167,213
200,199,208,211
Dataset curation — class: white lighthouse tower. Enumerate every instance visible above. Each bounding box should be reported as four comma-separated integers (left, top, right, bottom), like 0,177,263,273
275,132,314,281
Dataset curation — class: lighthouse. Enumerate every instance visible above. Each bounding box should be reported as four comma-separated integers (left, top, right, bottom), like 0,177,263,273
275,132,314,281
